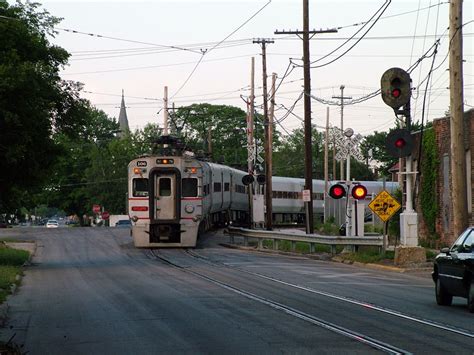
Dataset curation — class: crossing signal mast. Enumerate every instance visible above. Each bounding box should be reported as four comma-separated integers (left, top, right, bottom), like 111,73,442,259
380,67,418,246
328,182,367,237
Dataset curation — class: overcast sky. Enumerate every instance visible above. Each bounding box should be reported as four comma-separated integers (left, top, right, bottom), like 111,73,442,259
33,0,473,136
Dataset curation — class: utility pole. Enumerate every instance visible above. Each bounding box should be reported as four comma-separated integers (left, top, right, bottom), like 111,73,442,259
275,2,337,234
163,86,169,135
247,57,256,227
449,0,468,237
269,72,276,223
332,85,352,180
253,38,274,230
324,107,329,222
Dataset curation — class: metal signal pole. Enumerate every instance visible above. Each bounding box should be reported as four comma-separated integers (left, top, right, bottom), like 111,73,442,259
253,38,274,230
332,85,352,180
275,1,337,234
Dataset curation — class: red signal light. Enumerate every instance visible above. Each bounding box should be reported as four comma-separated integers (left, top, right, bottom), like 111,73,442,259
351,185,367,200
329,184,346,199
394,138,406,149
391,88,401,98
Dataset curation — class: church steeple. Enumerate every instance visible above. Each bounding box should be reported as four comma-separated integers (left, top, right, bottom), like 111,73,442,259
117,89,130,138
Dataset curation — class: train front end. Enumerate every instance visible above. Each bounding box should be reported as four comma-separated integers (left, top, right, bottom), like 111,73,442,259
128,151,203,248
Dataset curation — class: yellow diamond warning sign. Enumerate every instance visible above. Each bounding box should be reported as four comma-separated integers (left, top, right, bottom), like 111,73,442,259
368,190,401,222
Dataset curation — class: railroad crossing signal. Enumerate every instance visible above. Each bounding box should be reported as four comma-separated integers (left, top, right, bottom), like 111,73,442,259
329,184,346,199
351,184,367,200
368,190,401,222
329,128,364,162
380,68,411,109
385,128,414,158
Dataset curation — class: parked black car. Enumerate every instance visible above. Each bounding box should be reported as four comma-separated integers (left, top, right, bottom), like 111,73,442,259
432,227,474,312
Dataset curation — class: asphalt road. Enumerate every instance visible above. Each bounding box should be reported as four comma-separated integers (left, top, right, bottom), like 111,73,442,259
0,227,472,354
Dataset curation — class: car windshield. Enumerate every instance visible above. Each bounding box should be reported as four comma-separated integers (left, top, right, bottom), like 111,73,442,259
451,228,473,251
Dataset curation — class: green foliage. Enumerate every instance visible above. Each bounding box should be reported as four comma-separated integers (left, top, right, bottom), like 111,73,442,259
273,125,373,180
420,128,438,236
340,249,394,263
173,103,249,167
0,246,29,303
388,188,402,239
315,220,340,235
0,1,87,213
364,224,384,234
0,247,30,266
262,240,331,253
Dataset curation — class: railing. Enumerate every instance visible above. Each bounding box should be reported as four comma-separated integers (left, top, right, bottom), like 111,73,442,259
226,227,384,254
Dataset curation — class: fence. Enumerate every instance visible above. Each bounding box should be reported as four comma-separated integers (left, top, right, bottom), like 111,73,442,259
226,226,384,254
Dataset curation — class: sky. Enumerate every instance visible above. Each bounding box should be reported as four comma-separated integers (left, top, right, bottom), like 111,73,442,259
30,0,474,136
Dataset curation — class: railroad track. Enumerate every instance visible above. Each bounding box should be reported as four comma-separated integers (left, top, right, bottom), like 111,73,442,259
144,248,473,354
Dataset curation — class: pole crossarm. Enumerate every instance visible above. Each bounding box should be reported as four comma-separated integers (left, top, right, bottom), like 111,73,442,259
274,28,338,35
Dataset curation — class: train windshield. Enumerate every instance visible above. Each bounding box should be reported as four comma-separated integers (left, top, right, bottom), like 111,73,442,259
133,178,148,197
182,178,198,197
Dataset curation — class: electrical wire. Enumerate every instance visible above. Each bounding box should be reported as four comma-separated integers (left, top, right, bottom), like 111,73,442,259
62,54,257,76
336,2,448,30
413,39,439,204
170,0,272,99
310,0,391,65
55,27,202,54
308,0,392,69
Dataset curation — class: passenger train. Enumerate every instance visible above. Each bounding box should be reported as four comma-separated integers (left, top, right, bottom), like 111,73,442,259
127,137,398,248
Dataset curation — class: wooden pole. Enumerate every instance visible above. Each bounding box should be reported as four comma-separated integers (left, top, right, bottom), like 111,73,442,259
254,38,274,230
247,57,255,227
324,107,329,222
163,86,168,135
449,0,468,237
302,0,314,234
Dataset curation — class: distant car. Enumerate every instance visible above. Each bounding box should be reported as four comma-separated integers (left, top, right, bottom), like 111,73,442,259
432,227,474,313
46,220,59,228
0,222,9,228
115,219,132,228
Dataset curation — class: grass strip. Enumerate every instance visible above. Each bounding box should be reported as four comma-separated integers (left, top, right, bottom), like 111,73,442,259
0,247,30,303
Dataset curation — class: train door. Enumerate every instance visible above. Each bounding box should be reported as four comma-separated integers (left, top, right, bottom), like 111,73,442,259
154,174,176,220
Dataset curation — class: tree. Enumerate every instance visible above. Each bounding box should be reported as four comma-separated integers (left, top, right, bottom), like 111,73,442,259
43,104,123,222
0,1,87,212
173,103,249,166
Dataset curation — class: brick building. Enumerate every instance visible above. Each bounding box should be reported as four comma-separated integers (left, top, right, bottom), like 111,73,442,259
414,109,473,245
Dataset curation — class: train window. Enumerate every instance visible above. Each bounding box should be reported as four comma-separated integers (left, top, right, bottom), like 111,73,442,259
277,191,283,199
159,178,171,196
133,178,148,197
224,182,230,192
182,178,198,197
272,191,277,198
214,182,222,192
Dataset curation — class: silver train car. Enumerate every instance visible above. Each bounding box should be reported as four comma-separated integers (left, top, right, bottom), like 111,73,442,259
127,152,398,248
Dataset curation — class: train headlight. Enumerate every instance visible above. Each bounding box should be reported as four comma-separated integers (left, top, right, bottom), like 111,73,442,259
185,205,195,213
131,215,139,222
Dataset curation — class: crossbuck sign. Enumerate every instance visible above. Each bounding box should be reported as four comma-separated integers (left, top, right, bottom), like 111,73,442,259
329,127,365,162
